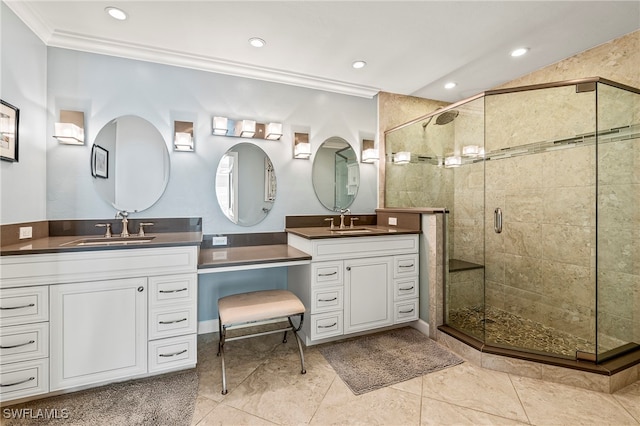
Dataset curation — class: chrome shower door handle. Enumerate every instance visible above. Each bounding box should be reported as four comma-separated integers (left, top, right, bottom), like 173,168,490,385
494,208,503,234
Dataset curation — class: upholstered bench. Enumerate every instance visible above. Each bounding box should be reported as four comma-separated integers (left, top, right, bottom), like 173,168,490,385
217,289,306,394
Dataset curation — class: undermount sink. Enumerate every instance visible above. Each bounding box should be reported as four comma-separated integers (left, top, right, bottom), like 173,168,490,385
331,228,374,235
60,236,156,247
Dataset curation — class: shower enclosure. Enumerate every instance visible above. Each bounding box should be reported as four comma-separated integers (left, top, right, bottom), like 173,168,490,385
385,77,639,363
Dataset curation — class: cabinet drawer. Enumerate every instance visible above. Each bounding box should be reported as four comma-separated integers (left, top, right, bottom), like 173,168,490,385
0,358,49,403
311,287,343,313
148,334,197,374
0,286,48,327
0,322,49,365
149,274,197,307
312,261,343,287
394,277,419,301
310,312,343,340
149,306,197,340
394,300,419,323
394,254,419,278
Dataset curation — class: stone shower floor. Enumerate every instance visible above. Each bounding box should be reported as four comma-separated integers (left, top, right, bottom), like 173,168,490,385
448,305,595,358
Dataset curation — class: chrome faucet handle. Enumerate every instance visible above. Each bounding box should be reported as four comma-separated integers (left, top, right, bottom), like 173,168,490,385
138,222,154,237
350,217,359,228
324,217,335,230
95,223,112,238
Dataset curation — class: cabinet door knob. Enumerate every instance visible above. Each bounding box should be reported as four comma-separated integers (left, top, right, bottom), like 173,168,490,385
137,286,144,292
346,266,351,271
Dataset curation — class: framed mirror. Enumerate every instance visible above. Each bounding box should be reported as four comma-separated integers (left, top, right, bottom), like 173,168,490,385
312,136,359,211
92,115,170,212
215,143,276,226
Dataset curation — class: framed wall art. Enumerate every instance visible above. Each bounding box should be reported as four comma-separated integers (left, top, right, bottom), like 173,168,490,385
0,100,19,162
91,144,109,178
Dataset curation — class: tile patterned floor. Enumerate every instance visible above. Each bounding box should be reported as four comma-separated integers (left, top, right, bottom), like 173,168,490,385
193,330,640,426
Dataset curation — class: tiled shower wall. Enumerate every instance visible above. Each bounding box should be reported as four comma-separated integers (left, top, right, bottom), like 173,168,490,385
381,30,639,353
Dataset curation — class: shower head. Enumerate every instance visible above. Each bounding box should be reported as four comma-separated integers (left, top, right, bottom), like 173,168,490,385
435,110,459,125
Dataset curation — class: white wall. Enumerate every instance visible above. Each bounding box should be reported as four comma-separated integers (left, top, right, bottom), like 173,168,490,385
0,3,48,225
46,48,378,234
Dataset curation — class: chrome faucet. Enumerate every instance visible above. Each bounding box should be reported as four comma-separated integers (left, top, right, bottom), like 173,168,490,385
116,210,130,237
338,208,351,229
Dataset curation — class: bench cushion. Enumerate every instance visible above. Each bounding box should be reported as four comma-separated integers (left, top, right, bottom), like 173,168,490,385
218,290,305,326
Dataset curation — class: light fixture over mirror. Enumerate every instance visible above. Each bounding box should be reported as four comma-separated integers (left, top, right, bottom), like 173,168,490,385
212,116,282,140
174,120,194,151
361,139,378,163
293,132,311,159
54,110,85,145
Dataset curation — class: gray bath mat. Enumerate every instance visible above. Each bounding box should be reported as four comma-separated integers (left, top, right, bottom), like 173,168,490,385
3,369,198,425
318,327,463,395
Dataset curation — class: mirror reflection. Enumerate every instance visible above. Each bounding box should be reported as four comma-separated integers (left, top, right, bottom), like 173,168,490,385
312,136,359,211
92,115,170,212
215,143,276,226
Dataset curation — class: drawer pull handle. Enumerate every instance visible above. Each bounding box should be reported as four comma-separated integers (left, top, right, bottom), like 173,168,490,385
0,340,35,350
159,349,188,358
318,322,338,329
398,264,414,268
0,303,35,310
318,297,338,302
159,288,188,294
399,286,415,291
399,308,415,314
1,376,35,387
159,318,187,325
318,272,337,277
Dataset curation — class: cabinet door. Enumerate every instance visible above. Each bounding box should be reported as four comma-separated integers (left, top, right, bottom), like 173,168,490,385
50,278,147,391
344,256,393,333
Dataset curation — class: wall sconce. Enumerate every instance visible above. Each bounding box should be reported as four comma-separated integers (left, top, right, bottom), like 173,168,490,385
174,120,194,151
53,110,85,145
393,151,411,164
361,139,378,163
212,116,283,141
212,116,228,135
293,132,311,159
444,155,462,168
462,145,484,157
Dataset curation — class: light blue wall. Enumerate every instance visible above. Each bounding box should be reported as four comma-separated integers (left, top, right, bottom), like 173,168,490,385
0,3,48,225
44,42,378,324
46,48,378,234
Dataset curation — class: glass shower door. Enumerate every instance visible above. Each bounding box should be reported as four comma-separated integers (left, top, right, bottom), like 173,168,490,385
482,84,597,359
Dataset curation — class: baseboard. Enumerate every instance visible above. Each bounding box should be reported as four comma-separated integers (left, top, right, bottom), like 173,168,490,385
198,319,218,335
411,318,430,337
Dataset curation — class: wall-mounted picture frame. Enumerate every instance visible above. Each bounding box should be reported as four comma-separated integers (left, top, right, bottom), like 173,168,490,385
0,100,19,162
91,144,109,178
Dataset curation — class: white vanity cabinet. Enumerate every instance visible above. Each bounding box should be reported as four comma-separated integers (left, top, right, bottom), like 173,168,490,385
0,245,198,403
49,278,147,391
0,286,50,402
287,233,419,345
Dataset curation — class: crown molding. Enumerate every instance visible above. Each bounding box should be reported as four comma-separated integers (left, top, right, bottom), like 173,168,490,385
5,1,380,99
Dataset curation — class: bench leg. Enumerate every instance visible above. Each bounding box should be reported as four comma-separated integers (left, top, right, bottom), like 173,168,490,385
288,314,307,375
218,319,228,395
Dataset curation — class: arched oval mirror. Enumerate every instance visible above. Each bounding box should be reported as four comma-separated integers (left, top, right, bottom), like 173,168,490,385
215,143,276,226
92,115,170,212
312,136,359,211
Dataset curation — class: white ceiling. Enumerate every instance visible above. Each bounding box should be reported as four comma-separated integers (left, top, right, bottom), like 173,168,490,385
6,1,640,102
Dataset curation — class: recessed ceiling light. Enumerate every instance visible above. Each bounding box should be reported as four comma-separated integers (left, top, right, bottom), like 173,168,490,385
444,82,457,89
510,47,529,57
105,6,127,21
352,60,367,69
249,37,266,48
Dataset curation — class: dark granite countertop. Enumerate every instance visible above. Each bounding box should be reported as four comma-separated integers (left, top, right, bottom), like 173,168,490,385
285,225,420,239
0,232,203,256
198,244,311,269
